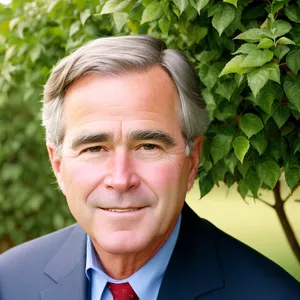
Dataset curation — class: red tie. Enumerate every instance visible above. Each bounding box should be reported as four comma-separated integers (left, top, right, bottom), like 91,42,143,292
107,282,139,300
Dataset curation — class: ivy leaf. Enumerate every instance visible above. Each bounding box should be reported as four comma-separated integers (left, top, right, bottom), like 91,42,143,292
284,75,300,111
256,159,281,189
281,122,295,136
264,62,280,83
285,167,300,191
274,45,290,61
239,113,264,138
210,133,234,163
285,4,300,23
113,12,128,32
238,179,249,199
273,105,290,128
215,78,237,100
69,21,80,37
224,152,239,174
80,9,92,25
212,4,236,36
232,43,256,55
219,55,247,76
277,37,295,46
172,0,188,14
271,20,292,38
250,83,277,114
224,0,238,7
101,0,132,14
199,62,223,90
286,48,300,75
233,136,250,163
141,1,164,24
189,0,210,14
234,28,273,41
245,168,261,197
199,171,214,198
250,131,267,155
257,38,274,49
241,50,273,68
247,67,269,97
158,15,171,34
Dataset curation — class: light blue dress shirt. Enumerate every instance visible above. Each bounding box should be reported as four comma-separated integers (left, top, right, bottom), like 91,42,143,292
85,215,181,300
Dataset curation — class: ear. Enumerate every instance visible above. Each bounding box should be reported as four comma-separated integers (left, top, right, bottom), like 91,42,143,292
187,136,204,191
47,144,66,195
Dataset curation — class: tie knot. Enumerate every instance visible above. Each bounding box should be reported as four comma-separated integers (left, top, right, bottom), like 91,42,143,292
107,282,139,300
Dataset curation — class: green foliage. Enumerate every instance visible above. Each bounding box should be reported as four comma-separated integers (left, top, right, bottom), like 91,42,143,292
0,0,300,246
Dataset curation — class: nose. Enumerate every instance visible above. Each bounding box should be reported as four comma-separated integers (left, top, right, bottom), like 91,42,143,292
104,150,140,193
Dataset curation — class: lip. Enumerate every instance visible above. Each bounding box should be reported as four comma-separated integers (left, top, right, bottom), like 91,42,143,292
99,207,147,214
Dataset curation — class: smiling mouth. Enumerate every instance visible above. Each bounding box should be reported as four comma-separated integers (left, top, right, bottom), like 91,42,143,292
102,208,142,213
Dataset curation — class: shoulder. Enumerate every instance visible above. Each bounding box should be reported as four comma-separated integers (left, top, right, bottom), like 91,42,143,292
0,224,78,268
0,224,83,299
203,218,300,297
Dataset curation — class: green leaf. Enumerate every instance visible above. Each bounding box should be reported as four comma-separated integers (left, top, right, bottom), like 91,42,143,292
238,179,249,199
277,37,295,46
250,131,267,155
247,67,269,97
284,75,300,111
285,4,300,23
264,62,280,83
241,50,273,68
141,1,164,24
73,0,86,11
224,152,239,174
172,0,188,14
80,9,92,25
256,159,281,189
232,43,256,55
191,26,208,43
250,83,277,114
215,78,237,100
281,122,295,136
101,0,132,14
199,62,223,90
219,55,247,76
202,89,216,118
286,48,300,75
199,172,214,198
234,28,273,41
158,15,171,34
285,167,300,191
212,4,236,36
274,45,290,61
239,113,264,138
238,157,252,178
271,20,292,38
233,136,250,163
245,167,261,197
189,0,210,14
224,0,238,7
113,12,128,32
69,21,80,37
273,105,290,128
207,2,223,17
257,38,274,49
210,133,234,163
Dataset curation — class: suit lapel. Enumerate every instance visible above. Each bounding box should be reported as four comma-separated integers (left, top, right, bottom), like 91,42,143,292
41,225,89,300
157,204,224,299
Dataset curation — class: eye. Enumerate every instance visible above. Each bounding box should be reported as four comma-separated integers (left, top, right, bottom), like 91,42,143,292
82,146,104,153
140,144,159,151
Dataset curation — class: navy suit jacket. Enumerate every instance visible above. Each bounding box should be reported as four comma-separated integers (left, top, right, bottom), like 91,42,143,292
0,204,300,299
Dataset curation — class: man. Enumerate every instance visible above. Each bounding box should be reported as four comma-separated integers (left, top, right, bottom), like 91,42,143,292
0,35,299,300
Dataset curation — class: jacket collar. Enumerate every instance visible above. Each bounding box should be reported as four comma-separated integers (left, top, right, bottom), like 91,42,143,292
41,224,89,300
157,203,224,299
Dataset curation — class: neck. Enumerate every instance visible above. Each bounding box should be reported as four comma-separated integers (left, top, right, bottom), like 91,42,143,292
91,223,177,280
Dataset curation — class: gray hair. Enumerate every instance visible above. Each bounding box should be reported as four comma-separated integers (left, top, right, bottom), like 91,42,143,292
42,35,209,155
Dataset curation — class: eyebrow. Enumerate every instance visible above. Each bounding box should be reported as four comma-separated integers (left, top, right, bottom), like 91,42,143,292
127,130,177,147
71,133,112,150
71,130,177,150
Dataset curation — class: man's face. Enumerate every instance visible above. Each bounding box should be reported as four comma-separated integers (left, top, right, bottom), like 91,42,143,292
48,66,202,257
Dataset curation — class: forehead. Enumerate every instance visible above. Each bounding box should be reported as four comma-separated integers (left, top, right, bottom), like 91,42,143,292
63,66,182,138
